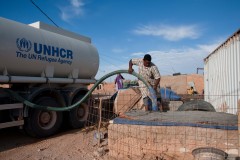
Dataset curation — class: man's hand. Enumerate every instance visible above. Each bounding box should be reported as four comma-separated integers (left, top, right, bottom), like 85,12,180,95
128,59,134,74
128,68,134,74
154,78,160,93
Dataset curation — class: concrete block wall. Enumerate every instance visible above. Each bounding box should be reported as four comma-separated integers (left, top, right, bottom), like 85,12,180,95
108,124,238,160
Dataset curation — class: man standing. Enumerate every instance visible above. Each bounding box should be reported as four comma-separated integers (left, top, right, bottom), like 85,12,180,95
128,54,161,111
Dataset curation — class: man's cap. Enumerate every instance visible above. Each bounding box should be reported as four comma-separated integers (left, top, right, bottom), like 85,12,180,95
143,54,151,61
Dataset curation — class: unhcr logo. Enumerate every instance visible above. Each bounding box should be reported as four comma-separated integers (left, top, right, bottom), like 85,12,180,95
16,38,32,52
15,38,73,65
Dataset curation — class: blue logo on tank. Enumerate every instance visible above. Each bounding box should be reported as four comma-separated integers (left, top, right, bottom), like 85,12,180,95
16,38,32,52
15,38,73,65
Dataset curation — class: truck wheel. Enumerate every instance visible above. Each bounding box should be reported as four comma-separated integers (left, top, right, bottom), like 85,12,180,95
177,100,216,112
69,96,89,128
24,97,63,138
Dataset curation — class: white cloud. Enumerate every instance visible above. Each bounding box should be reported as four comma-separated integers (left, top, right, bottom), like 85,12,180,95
95,63,133,82
59,0,85,22
131,52,145,56
143,42,220,75
133,24,200,41
95,39,222,81
70,0,84,7
197,43,220,53
96,42,219,81
112,48,126,53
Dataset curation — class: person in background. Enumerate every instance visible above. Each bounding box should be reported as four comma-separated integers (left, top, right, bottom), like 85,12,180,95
128,54,162,111
115,73,124,90
187,86,194,95
187,86,198,95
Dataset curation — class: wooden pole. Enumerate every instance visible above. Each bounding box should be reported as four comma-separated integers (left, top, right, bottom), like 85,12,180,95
98,98,102,147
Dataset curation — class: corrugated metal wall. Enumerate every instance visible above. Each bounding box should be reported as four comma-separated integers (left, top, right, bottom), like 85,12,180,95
204,30,240,114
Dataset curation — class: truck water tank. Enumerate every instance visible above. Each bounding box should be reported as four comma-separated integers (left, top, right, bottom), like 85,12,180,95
0,17,99,79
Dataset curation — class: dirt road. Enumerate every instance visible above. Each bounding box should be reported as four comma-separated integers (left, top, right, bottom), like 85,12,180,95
0,127,110,160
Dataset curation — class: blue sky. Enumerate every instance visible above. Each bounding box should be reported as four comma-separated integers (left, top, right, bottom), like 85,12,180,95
1,0,240,81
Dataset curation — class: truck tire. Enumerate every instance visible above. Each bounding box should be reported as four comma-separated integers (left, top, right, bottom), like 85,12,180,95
24,97,63,138
68,95,89,128
177,100,216,112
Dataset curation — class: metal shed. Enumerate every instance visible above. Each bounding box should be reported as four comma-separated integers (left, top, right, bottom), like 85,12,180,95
204,29,240,114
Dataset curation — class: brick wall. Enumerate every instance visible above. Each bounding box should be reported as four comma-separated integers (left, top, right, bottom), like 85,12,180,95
88,74,204,95
161,74,204,95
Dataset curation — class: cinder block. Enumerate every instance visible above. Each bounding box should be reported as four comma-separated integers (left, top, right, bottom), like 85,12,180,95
108,123,238,159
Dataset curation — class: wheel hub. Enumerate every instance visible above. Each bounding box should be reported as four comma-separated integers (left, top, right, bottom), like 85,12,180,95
40,112,51,124
77,106,85,118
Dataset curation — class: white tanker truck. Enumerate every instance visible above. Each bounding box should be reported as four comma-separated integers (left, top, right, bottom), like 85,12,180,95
0,17,99,137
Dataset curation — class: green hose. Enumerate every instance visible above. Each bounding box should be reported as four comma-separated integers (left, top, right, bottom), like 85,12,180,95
5,70,156,111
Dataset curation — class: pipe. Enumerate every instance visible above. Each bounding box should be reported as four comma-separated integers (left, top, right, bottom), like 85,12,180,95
0,75,96,84
5,70,158,111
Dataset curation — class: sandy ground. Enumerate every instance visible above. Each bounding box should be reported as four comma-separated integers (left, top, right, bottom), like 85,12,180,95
0,127,112,160
1,111,237,160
